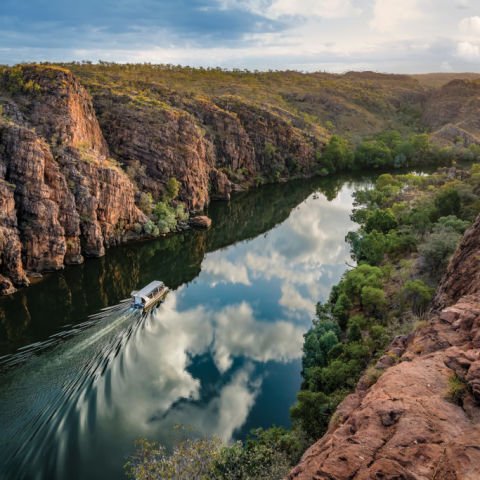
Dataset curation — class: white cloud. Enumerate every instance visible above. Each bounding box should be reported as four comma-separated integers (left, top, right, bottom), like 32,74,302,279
267,0,360,19
459,16,480,35
213,302,304,372
370,0,425,33
157,364,261,442
202,254,251,286
218,0,360,19
279,283,315,314
457,40,480,60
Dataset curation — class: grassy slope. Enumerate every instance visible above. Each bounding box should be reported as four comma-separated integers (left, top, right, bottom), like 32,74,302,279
62,64,428,141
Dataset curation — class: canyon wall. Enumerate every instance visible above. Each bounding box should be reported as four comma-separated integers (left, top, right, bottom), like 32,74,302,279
0,66,146,294
289,215,480,480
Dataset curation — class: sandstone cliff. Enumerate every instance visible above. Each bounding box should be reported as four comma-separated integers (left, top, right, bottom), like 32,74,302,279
289,215,480,480
0,66,146,294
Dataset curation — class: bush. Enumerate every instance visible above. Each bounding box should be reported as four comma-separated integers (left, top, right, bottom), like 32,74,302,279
214,438,290,480
342,264,383,300
154,201,178,233
400,280,434,315
433,216,470,234
447,374,468,406
365,209,398,234
434,188,461,218
165,177,181,202
322,135,354,172
290,390,345,440
346,230,387,265
125,438,221,480
419,229,461,279
143,220,160,237
361,286,387,316
355,139,392,169
138,191,153,215
333,293,352,328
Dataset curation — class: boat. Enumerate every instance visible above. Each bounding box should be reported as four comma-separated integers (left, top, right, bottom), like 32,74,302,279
131,281,169,311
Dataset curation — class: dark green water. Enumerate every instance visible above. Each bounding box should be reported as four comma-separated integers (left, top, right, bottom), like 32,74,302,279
0,174,370,480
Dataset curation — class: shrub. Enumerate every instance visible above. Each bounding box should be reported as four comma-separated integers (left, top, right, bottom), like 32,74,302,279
290,390,345,440
346,230,387,265
342,264,383,300
138,191,153,215
333,293,352,328
125,438,221,480
165,177,181,202
361,286,387,316
400,280,434,315
175,203,189,222
434,188,461,218
433,216,470,234
322,135,354,172
419,229,461,279
365,209,398,234
355,139,393,169
154,201,178,233
447,374,468,406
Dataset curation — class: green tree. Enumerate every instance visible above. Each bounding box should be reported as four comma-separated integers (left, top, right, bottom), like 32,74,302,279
401,280,434,315
361,286,387,317
355,140,392,169
322,135,354,172
434,187,461,218
365,209,398,234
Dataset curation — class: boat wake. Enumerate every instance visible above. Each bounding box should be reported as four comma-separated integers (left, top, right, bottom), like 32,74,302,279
0,301,154,480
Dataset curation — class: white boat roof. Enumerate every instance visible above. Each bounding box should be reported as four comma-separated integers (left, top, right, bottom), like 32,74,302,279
133,280,165,300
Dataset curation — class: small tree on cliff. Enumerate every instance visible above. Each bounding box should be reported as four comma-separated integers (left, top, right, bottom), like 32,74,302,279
165,177,181,202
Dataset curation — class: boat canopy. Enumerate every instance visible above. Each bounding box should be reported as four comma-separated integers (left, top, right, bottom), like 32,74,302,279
132,280,165,306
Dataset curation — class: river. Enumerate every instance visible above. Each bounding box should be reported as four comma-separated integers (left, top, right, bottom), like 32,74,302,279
0,173,371,480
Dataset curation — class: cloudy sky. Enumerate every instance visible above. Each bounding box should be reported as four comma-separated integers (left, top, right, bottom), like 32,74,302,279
2,0,480,72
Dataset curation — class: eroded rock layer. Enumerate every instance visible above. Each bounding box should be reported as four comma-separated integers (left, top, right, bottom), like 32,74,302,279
289,216,480,480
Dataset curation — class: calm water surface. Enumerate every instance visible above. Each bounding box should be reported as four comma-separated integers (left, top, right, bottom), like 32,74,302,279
0,175,370,480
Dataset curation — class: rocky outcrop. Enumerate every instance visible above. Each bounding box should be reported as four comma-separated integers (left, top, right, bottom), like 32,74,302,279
0,65,145,294
289,216,480,480
189,216,212,229
433,214,480,310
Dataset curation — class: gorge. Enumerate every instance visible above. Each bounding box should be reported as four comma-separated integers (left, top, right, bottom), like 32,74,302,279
1,64,480,480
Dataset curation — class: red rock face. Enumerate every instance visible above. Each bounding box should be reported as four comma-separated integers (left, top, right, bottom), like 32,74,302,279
0,66,146,293
289,217,480,480
90,90,325,211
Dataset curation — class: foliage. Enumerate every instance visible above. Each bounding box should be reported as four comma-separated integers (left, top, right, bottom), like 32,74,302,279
400,280,434,316
321,135,354,173
165,177,181,202
418,229,461,279
434,187,461,218
1,66,41,95
125,432,292,480
447,374,468,406
138,192,154,215
154,201,178,234
125,437,222,480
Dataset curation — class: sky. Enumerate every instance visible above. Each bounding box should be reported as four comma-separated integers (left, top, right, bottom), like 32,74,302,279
1,0,480,72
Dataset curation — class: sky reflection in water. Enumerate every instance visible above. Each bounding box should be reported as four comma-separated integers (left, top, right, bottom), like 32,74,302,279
0,177,361,480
